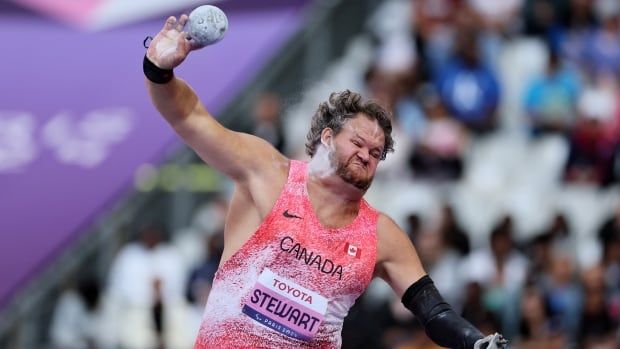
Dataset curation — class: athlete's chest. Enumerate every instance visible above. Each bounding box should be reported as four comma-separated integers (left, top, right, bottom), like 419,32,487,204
261,203,376,294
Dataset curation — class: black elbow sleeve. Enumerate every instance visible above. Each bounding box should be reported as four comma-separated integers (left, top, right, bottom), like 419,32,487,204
401,275,484,349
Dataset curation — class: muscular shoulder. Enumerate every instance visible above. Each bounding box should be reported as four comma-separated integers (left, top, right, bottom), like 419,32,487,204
243,155,290,217
241,141,289,183
263,152,290,179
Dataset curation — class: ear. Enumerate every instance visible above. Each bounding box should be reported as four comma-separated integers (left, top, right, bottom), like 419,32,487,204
320,128,333,147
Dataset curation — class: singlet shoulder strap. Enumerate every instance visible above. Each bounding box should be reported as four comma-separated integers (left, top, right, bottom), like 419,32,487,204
287,159,308,185
349,199,380,237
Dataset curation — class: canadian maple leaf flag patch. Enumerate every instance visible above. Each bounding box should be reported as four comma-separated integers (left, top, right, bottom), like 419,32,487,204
344,242,361,258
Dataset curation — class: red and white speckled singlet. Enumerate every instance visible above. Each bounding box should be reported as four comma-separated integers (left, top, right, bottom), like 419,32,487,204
195,160,378,349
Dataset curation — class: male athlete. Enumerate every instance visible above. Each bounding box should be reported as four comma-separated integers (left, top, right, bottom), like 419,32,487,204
144,14,507,349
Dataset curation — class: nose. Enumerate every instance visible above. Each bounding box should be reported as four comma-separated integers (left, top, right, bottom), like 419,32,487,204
357,148,370,164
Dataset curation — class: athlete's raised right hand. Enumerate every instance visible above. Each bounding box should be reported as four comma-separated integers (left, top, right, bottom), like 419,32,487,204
146,15,201,70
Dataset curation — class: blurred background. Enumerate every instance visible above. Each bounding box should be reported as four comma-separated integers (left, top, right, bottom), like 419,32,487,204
1,0,620,348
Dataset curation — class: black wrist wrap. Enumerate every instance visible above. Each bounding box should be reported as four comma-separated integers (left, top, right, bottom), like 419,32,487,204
402,275,484,349
143,55,174,84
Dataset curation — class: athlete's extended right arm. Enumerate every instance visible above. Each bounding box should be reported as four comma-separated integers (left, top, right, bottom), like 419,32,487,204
145,15,285,182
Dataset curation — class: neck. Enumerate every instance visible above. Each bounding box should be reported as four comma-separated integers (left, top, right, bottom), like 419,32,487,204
307,171,364,202
306,145,369,204
306,175,362,229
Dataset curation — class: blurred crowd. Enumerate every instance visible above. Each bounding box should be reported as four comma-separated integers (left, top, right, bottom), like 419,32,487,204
359,0,620,187
50,197,230,349
339,0,620,348
48,0,620,348
342,205,620,349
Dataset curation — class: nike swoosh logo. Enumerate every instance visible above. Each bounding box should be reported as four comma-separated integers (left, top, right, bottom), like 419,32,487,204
283,210,302,219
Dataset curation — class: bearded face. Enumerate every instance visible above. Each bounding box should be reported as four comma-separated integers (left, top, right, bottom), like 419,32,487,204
323,115,385,191
309,114,385,192
329,145,374,190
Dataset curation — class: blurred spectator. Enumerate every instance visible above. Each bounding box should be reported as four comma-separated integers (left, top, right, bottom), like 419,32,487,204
376,297,419,349
582,0,620,76
415,230,465,308
565,76,619,186
544,213,572,249
251,92,286,153
526,233,553,283
467,0,524,33
523,49,581,137
599,203,620,252
341,292,384,349
522,0,564,40
365,33,417,113
411,0,461,78
525,213,574,284
462,216,529,316
393,91,427,145
540,250,582,340
579,264,618,348
186,231,224,307
408,87,468,180
435,28,501,134
599,203,620,295
405,212,423,241
514,283,557,349
185,231,224,341
466,0,524,68
603,237,620,311
103,225,190,349
365,64,398,112
437,203,471,256
406,208,467,307
50,278,103,349
558,0,597,67
460,282,501,334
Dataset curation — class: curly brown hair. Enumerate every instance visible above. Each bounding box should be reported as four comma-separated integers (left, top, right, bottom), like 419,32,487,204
305,90,394,160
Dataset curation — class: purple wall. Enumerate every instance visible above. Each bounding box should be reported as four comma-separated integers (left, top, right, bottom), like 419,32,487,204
0,1,307,307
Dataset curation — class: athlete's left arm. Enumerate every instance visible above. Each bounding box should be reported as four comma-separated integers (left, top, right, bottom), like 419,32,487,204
375,214,507,349
374,214,425,295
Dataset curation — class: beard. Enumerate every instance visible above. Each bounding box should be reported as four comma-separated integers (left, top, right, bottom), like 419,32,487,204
329,150,373,191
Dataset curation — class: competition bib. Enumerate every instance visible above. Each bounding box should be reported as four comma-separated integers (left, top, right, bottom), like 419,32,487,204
242,268,328,341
